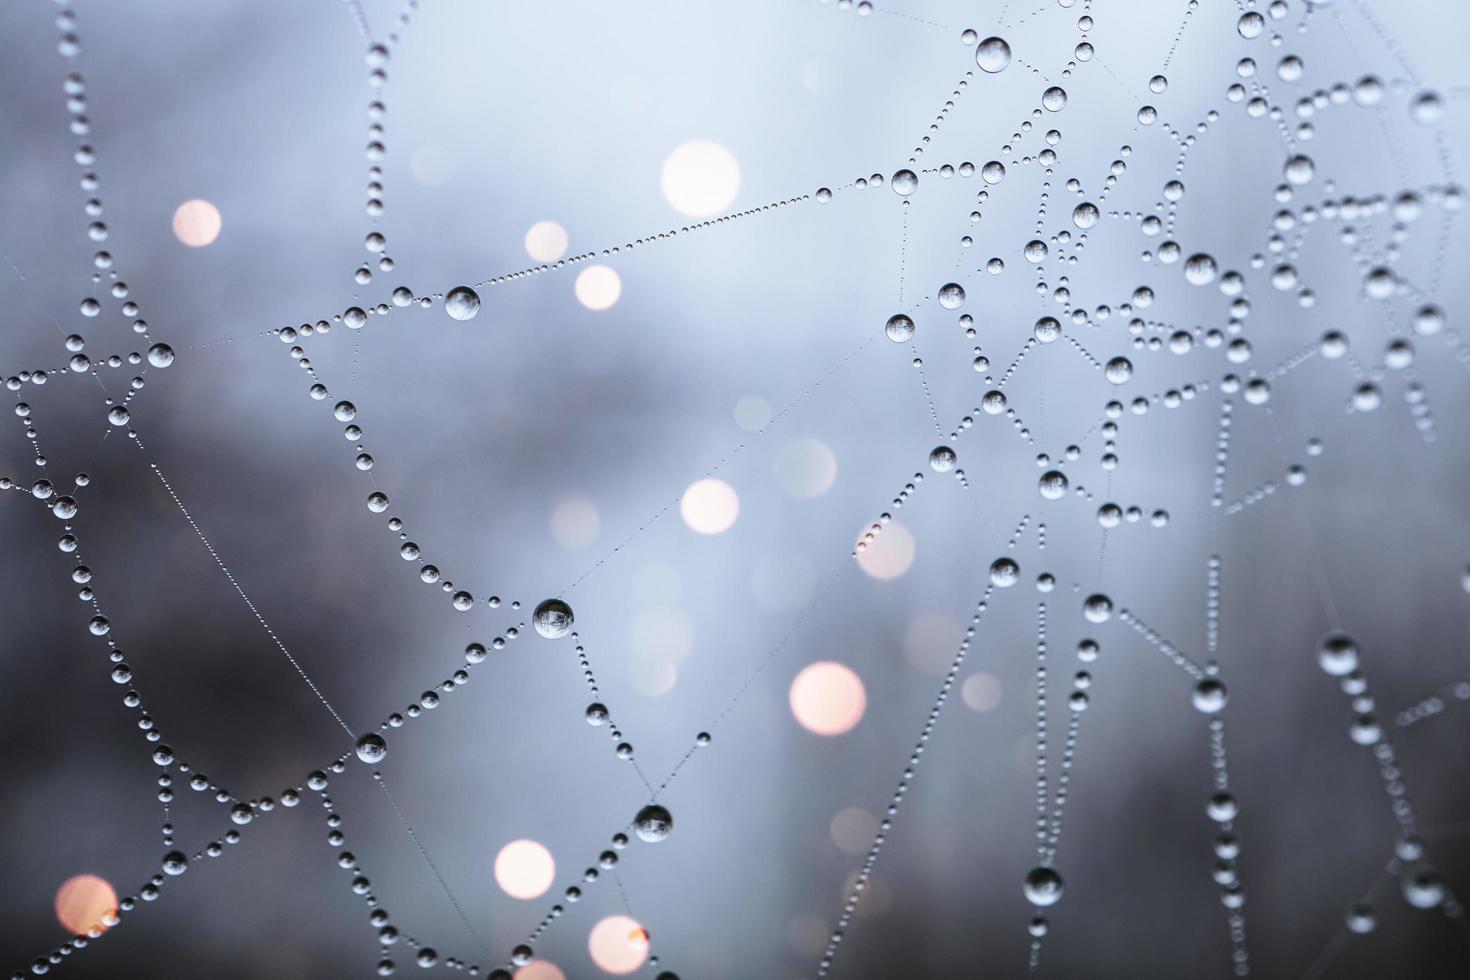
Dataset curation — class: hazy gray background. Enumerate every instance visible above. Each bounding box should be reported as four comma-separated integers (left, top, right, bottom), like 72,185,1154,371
2,0,1469,977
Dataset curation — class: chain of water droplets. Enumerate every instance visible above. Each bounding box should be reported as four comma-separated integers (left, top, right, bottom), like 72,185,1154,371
10,0,1470,977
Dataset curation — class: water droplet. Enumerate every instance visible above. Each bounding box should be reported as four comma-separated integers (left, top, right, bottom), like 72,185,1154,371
975,36,1012,74
444,286,481,321
989,557,1020,588
885,314,915,343
356,733,387,764
1023,866,1064,906
533,598,574,639
634,804,673,843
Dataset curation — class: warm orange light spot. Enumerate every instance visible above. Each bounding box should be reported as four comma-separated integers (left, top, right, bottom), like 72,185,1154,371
589,914,649,974
54,874,117,935
494,840,556,900
790,661,867,736
171,199,221,247
515,963,566,980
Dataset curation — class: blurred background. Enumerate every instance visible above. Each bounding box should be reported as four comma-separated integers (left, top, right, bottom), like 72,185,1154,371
2,0,1470,977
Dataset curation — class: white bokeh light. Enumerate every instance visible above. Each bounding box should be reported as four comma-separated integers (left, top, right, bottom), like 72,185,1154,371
550,497,600,550
904,613,962,676
773,438,838,498
524,220,569,262
574,264,622,310
628,651,678,697
680,478,739,534
494,839,556,900
660,140,740,217
734,395,772,431
962,672,1003,712
629,604,694,662
829,806,878,855
790,661,867,736
410,144,454,186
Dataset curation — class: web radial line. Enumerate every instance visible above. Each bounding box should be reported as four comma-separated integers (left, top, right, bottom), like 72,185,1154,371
1033,601,1050,864
499,546,856,963
374,770,491,963
1299,862,1390,980
343,0,373,42
814,580,1000,978
151,462,356,739
470,192,818,289
1261,405,1341,628
1113,605,1207,680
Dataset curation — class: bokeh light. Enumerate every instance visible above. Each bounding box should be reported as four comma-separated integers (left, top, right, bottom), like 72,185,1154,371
524,220,569,262
829,806,878,855
962,672,1003,712
773,438,838,498
629,604,694,662
733,395,772,431
841,868,892,917
171,199,221,247
54,874,117,935
628,651,678,697
856,520,915,580
550,497,600,549
494,839,556,900
515,963,566,980
588,914,649,974
660,140,740,217
410,144,454,186
680,478,739,534
574,264,621,310
790,661,866,736
904,613,962,676
788,914,830,957
631,561,681,603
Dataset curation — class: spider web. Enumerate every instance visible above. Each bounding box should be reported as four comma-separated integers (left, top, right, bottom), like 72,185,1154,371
4,0,1470,978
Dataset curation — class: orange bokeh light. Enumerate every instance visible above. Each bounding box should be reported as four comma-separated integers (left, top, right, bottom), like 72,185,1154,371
790,661,867,736
515,963,567,980
171,199,221,247
588,914,649,974
54,874,117,936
